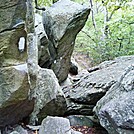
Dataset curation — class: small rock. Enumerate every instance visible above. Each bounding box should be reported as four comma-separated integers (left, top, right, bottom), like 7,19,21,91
69,62,78,75
71,129,82,134
26,125,41,131
39,116,72,134
67,115,94,127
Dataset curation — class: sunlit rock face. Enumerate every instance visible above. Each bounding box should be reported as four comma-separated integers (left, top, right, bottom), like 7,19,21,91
0,64,34,127
43,0,90,83
0,0,34,127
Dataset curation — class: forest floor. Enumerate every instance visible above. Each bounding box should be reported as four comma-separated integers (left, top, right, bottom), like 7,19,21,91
72,52,93,70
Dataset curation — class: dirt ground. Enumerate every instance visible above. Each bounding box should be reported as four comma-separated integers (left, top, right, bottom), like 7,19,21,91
72,52,93,70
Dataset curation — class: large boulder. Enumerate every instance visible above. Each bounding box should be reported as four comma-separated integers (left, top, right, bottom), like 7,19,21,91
0,64,34,127
0,0,34,128
94,65,134,134
0,0,28,67
30,67,67,124
63,56,134,115
43,0,90,83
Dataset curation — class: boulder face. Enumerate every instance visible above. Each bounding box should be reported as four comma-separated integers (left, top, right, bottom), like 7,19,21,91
0,65,34,127
0,0,27,67
0,0,34,127
0,64,29,105
43,0,90,83
63,56,134,115
30,67,67,124
94,65,134,134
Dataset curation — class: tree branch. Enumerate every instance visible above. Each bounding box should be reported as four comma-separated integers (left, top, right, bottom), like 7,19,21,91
81,30,97,43
108,6,121,21
89,0,97,31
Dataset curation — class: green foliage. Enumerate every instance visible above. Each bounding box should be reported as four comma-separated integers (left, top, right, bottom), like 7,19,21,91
75,0,134,65
35,0,53,7
36,0,89,6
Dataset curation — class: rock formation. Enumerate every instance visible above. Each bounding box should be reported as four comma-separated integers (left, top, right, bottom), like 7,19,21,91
94,65,134,134
34,13,50,67
30,67,66,124
0,0,133,133
28,12,66,124
42,0,90,83
0,0,27,66
0,0,34,128
63,56,134,115
0,0,67,128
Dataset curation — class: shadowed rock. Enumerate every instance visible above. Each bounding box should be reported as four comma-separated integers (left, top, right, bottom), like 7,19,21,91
34,13,50,68
27,27,66,125
30,67,67,124
69,62,78,75
0,64,34,128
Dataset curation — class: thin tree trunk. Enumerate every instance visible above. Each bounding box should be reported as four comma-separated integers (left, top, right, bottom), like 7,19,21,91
81,30,97,43
104,6,109,37
89,0,97,31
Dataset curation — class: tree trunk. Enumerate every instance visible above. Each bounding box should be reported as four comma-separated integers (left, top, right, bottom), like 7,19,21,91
89,0,97,31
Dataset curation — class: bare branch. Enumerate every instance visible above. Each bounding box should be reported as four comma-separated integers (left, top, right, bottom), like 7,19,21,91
81,30,97,43
108,6,121,21
89,0,97,31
